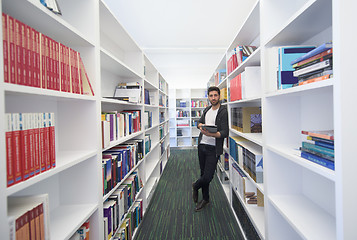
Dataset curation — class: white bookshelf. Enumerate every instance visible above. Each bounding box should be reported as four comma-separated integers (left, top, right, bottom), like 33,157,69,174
169,88,208,147
0,0,170,239
209,0,355,239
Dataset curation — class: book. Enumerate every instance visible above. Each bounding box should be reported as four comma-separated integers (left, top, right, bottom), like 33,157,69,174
40,0,62,15
301,130,334,140
307,135,334,149
277,45,315,89
201,125,217,133
298,73,332,86
300,147,334,162
291,42,333,65
293,59,332,77
301,151,334,170
293,49,333,69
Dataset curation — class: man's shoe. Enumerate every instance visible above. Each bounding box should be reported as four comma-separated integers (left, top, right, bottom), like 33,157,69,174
192,183,198,203
195,200,210,212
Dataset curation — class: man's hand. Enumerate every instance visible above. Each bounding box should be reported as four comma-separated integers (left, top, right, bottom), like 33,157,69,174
201,128,221,138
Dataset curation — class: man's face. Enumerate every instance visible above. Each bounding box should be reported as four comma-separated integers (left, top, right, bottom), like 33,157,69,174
208,90,220,106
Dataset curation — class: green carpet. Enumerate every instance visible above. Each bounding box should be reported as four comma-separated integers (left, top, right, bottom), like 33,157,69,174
134,148,244,240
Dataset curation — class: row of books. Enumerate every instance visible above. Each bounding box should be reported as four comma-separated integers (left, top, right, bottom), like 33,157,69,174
191,119,199,127
6,112,55,187
159,112,165,123
191,100,208,108
103,172,143,240
219,152,229,171
230,66,261,102
220,87,227,103
102,141,144,196
159,77,168,93
229,136,263,183
176,110,189,118
111,82,142,103
143,111,152,130
231,107,262,133
101,110,141,149
214,69,227,86
227,45,257,75
159,125,165,140
144,134,151,155
8,194,50,240
112,199,143,240
176,119,189,127
144,89,150,105
231,162,264,207
177,100,188,108
160,140,166,156
191,110,203,118
2,13,94,95
273,42,333,90
69,221,90,240
292,42,333,86
300,130,334,170
159,94,166,107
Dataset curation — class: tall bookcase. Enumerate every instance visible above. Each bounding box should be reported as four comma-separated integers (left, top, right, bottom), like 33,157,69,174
0,0,170,239
210,0,357,239
169,88,207,148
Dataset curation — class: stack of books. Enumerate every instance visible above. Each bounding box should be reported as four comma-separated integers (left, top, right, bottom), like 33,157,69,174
300,130,334,170
111,82,142,103
291,42,333,86
176,110,189,117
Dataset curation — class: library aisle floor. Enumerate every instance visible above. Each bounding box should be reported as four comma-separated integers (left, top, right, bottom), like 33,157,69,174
135,148,244,240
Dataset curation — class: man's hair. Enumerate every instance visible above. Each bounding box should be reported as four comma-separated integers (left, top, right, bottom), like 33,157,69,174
207,86,220,95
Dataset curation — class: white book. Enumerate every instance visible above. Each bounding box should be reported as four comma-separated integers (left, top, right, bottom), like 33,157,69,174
293,59,332,77
242,66,261,99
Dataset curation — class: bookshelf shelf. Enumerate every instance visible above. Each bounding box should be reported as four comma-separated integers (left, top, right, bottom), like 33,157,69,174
230,129,263,146
4,83,97,101
227,47,261,79
0,0,169,238
51,204,98,240
266,144,335,181
268,195,335,240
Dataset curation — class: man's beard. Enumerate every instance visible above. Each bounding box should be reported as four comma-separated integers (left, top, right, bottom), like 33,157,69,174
210,99,219,106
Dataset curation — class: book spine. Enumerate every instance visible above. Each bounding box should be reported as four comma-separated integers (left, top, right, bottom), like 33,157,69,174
26,25,33,87
28,113,35,178
19,113,30,180
298,74,331,86
54,41,60,91
12,113,22,184
39,113,46,172
33,113,41,175
293,59,332,77
8,15,16,84
40,33,46,89
301,130,334,140
302,141,334,157
60,44,65,92
49,112,56,168
15,19,22,85
3,13,9,83
6,114,15,186
301,151,334,170
20,21,27,86
43,113,51,170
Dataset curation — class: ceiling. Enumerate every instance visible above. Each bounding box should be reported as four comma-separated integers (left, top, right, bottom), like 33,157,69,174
104,0,257,89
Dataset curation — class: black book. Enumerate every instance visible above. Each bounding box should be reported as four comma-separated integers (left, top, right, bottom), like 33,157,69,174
201,125,218,133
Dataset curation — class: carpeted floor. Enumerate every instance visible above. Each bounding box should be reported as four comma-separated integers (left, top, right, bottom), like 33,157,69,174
134,148,244,240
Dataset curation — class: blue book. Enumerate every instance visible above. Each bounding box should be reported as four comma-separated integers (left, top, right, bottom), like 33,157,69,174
291,42,332,65
315,141,334,150
278,46,315,89
301,151,334,170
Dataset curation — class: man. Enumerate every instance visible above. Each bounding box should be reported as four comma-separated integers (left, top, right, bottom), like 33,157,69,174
192,86,229,211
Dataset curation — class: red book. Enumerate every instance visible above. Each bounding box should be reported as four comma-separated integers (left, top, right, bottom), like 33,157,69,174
73,49,80,94
70,48,75,93
48,113,56,168
12,113,22,184
20,21,28,86
8,15,16,84
19,113,30,181
65,46,71,92
3,13,9,83
54,41,60,91
28,113,35,178
39,113,46,172
230,74,242,101
34,30,41,88
45,36,51,90
43,113,51,170
15,19,23,85
26,25,33,87
15,213,24,239
60,43,66,92
40,33,46,89
33,113,41,175
6,114,15,187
